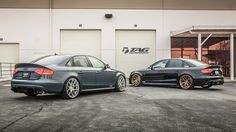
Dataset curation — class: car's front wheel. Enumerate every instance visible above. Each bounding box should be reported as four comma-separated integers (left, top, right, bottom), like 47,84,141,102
178,74,194,90
61,77,80,99
130,74,142,87
115,75,126,92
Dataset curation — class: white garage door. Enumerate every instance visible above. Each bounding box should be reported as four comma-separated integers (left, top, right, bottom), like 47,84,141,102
0,43,19,63
116,30,156,77
60,29,101,58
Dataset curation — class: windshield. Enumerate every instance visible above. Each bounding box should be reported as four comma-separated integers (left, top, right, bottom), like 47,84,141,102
32,55,69,65
186,59,209,66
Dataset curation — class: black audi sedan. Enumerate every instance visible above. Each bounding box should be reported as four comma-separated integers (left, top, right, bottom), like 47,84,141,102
129,58,224,89
11,54,126,99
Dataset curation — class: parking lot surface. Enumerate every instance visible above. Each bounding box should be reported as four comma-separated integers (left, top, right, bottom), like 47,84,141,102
0,82,236,132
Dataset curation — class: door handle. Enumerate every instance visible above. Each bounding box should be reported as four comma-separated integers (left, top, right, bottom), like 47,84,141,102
78,71,84,74
96,71,101,74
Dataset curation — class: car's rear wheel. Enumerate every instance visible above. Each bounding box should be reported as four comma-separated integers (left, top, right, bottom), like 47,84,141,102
201,84,212,89
131,74,142,87
115,75,126,92
61,77,80,99
24,91,38,97
179,74,194,90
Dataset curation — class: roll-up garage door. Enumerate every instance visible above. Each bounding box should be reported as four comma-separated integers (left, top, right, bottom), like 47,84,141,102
116,30,156,77
60,29,101,58
0,43,19,63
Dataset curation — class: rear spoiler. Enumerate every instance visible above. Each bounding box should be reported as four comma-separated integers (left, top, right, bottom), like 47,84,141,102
15,63,47,69
206,65,222,69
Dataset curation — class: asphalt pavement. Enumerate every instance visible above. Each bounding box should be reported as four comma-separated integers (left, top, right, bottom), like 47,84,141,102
0,82,235,132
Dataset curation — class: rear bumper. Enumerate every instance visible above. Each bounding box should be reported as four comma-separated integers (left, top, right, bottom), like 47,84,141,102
194,77,224,86
11,79,64,94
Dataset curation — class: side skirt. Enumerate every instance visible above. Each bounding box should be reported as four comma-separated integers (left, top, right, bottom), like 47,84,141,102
81,87,115,92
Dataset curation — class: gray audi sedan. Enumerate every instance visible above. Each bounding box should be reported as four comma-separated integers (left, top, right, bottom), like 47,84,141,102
11,54,126,99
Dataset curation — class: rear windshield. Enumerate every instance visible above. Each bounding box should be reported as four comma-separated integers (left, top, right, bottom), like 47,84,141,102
186,59,209,66
32,55,69,65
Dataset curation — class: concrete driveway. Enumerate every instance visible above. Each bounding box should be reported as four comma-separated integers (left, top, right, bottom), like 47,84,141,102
0,82,235,132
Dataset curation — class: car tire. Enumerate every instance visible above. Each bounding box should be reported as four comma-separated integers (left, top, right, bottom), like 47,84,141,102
61,77,80,99
201,84,212,89
130,74,142,87
115,75,126,92
178,74,194,90
24,91,38,97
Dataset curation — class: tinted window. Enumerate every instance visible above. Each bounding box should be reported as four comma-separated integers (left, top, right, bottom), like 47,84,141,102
73,56,90,67
66,59,73,67
167,60,183,68
33,55,68,65
88,57,105,68
152,60,168,69
183,62,190,67
186,59,209,66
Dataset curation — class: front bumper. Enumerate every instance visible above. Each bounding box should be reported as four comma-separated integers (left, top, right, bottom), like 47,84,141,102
194,77,224,86
11,79,64,94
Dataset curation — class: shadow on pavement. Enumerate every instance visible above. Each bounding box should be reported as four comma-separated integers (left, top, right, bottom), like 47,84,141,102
13,89,116,101
129,84,223,91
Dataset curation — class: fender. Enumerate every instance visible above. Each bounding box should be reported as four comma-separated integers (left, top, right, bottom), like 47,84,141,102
115,71,125,78
177,72,194,81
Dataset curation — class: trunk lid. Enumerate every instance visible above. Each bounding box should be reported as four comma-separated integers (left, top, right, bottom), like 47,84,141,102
202,65,223,76
14,63,51,80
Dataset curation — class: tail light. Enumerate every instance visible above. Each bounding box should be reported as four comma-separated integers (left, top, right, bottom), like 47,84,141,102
201,68,214,74
13,68,18,75
34,68,54,75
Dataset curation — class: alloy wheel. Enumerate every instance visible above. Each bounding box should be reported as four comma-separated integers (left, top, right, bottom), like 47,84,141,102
179,75,193,89
66,78,80,98
131,74,141,87
118,76,126,90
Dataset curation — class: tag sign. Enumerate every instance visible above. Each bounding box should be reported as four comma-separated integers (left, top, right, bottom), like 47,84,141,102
122,47,150,54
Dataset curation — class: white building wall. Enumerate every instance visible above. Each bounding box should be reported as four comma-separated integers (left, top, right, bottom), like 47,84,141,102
0,9,236,69
163,10,236,51
52,9,163,68
0,9,50,62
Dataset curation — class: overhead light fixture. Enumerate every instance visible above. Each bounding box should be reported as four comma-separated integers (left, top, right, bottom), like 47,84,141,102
105,14,113,19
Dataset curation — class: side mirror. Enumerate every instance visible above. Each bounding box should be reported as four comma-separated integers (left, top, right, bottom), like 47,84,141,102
105,64,110,69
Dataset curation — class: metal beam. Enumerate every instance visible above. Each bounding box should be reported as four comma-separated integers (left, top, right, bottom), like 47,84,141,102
201,33,212,45
190,31,236,35
198,33,202,61
230,33,234,80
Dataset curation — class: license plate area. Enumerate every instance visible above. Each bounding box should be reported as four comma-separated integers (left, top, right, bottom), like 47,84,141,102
22,72,30,79
215,71,219,75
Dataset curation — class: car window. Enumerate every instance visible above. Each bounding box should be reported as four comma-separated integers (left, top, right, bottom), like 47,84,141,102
88,56,105,69
152,60,168,69
183,62,190,67
33,55,68,65
66,58,73,67
166,60,183,68
73,56,90,67
185,59,209,66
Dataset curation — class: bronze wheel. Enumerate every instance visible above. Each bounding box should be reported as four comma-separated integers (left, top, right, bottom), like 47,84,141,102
179,74,194,89
131,74,142,87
